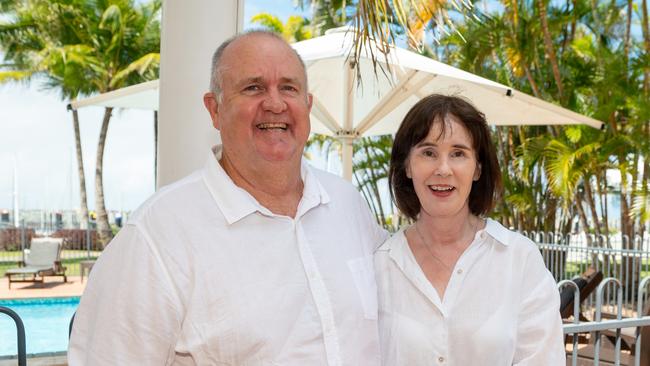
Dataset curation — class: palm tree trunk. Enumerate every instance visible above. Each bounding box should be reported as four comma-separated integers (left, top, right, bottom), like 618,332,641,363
619,166,633,247
641,158,649,240
95,107,114,247
624,0,632,69
569,0,577,43
583,177,602,236
522,64,541,98
536,0,564,99
362,141,386,226
596,172,610,236
575,193,593,247
641,0,650,96
71,109,89,230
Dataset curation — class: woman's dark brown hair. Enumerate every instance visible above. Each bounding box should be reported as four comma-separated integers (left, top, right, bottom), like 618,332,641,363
389,94,502,220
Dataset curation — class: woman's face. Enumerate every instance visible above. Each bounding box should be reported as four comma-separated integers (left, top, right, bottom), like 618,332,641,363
406,116,481,220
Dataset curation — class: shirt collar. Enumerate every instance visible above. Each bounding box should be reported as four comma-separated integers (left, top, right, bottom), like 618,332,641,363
482,218,511,246
382,217,510,258
202,145,330,224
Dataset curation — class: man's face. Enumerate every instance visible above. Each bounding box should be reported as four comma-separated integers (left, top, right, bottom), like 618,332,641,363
204,35,312,169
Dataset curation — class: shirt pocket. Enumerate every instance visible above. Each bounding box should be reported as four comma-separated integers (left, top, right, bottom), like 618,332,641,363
347,255,378,320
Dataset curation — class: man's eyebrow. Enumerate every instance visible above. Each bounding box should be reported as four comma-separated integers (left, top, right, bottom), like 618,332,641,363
279,77,300,84
236,76,264,87
235,76,302,87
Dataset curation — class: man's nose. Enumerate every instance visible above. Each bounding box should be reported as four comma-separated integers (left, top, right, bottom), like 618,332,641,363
262,90,287,113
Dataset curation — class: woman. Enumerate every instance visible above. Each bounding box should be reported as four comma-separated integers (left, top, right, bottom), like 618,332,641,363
376,95,564,365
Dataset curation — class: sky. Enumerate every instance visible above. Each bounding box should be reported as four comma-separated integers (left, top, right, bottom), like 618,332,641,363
0,0,312,212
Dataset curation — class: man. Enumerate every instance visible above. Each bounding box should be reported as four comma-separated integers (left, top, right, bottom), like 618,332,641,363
68,31,387,365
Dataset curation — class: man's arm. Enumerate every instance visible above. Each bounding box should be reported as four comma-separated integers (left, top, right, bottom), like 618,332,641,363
68,224,184,365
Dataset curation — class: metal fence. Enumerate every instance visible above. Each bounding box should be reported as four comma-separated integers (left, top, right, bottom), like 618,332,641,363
523,231,650,317
0,223,101,279
560,276,650,366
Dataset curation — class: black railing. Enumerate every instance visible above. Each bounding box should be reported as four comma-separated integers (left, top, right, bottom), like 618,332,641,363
0,306,26,366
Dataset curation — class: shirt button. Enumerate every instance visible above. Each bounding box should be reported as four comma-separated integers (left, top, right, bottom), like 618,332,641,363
456,269,463,274
438,356,445,363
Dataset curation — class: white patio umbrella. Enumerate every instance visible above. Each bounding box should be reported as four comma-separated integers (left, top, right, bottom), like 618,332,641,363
70,27,604,181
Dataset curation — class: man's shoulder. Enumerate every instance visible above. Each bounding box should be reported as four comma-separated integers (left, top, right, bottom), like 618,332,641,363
309,165,360,198
128,169,207,224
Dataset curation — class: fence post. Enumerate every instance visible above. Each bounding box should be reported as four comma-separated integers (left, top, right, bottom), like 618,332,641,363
636,277,650,366
86,219,91,260
20,219,26,263
594,278,623,366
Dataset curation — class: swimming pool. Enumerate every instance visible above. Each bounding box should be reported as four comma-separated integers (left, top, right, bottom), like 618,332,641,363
0,297,79,357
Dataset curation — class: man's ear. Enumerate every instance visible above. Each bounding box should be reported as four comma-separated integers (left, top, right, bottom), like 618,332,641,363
307,93,313,111
203,92,220,130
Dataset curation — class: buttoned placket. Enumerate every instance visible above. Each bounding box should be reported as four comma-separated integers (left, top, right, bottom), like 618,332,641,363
437,231,488,365
394,229,489,366
294,219,342,366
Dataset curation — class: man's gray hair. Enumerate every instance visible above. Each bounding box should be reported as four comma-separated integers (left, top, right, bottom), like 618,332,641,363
209,30,308,101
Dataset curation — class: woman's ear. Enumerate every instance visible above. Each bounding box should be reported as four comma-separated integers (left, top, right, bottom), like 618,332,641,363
473,162,482,181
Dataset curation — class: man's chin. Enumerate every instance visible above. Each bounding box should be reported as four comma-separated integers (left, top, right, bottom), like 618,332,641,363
254,142,305,163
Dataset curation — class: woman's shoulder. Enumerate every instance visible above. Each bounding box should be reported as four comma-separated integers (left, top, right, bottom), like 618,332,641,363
376,228,408,253
484,218,539,253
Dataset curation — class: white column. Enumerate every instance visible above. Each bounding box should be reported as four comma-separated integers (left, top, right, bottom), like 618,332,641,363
157,0,244,188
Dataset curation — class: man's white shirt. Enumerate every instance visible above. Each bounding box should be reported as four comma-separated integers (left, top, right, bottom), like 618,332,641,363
68,146,387,365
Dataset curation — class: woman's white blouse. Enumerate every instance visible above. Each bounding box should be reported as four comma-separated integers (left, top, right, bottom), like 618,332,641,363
375,219,565,366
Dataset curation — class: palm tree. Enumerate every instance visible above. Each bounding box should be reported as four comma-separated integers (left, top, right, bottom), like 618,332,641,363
0,0,161,246
0,1,98,230
250,13,312,42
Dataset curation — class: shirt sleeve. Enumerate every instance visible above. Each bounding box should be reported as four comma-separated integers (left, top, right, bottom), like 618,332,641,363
68,223,183,365
356,192,389,251
513,247,566,366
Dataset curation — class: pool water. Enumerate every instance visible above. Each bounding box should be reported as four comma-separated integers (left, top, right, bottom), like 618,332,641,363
0,297,79,357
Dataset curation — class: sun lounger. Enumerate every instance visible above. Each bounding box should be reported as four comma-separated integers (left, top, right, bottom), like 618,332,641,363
5,238,67,289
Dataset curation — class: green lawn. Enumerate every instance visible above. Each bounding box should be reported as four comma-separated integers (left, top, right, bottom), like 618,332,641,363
0,250,100,277
560,259,650,279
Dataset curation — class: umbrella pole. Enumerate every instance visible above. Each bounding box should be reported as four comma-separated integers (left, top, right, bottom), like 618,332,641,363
340,136,354,182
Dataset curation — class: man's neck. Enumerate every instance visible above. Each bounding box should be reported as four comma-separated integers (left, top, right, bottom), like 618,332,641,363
219,155,304,218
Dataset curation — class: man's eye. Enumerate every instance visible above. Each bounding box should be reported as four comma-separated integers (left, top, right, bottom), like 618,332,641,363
281,85,298,92
244,85,262,91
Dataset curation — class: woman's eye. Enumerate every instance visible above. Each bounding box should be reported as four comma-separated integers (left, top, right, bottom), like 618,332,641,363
422,150,435,157
452,150,466,158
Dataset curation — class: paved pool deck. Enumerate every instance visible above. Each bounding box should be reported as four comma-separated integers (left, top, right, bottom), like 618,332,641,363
0,276,86,300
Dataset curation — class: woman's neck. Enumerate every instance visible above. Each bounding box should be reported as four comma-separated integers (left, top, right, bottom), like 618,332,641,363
417,210,480,248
